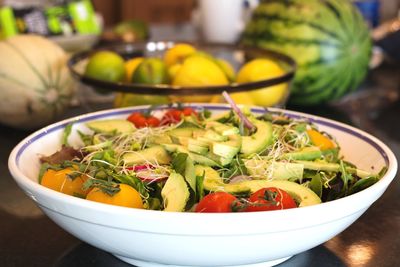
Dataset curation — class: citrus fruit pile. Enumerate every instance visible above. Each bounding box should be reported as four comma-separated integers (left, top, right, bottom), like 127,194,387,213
84,43,289,107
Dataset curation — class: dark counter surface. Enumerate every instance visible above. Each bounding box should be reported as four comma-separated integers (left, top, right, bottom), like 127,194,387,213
1,57,399,266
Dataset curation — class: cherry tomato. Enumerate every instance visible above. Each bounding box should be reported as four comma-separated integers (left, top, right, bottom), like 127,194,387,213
41,168,89,197
195,192,238,213
161,107,198,125
127,112,160,128
161,108,182,124
146,116,161,127
86,184,143,209
182,107,197,117
245,187,297,212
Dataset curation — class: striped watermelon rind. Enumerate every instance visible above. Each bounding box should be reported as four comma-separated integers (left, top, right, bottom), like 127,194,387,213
241,0,372,105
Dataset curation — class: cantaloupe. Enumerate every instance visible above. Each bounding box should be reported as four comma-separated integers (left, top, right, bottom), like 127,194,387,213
0,34,75,129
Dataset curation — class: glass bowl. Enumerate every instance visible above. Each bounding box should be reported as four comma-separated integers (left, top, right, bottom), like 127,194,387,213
67,41,296,108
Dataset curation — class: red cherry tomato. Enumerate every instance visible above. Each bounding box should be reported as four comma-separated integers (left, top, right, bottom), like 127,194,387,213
245,187,297,212
161,108,182,125
195,192,238,213
127,112,160,128
146,116,161,127
182,107,197,117
160,107,198,125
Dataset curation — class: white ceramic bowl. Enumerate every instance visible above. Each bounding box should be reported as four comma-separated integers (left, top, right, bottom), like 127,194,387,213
8,104,398,267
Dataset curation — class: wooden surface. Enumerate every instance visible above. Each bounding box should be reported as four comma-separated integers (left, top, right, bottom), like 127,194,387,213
92,0,196,26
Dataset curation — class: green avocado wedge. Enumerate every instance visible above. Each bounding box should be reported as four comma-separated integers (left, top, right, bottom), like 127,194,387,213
240,119,273,157
123,145,171,165
86,119,136,134
161,172,190,212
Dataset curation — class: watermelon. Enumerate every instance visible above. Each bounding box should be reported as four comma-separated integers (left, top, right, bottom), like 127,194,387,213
241,0,372,105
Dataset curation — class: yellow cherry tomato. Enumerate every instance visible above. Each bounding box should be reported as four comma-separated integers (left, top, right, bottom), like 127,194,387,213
41,168,89,197
307,129,335,150
86,184,143,209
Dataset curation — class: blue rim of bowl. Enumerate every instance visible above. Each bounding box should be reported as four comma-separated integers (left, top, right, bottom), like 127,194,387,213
14,104,390,167
67,41,297,95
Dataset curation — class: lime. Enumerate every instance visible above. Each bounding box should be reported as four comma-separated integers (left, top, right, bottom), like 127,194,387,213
85,51,125,83
114,93,169,107
113,20,149,42
164,43,196,67
124,57,144,82
132,58,170,85
234,58,288,107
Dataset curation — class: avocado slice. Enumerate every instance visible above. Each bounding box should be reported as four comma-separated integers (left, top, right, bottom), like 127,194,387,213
168,127,205,138
211,133,241,159
148,134,172,145
244,159,304,180
86,119,135,134
201,121,242,159
161,172,190,212
163,144,221,167
295,160,375,179
282,147,322,161
187,143,209,155
123,145,171,165
194,165,250,195
205,121,240,136
240,119,273,157
168,127,207,147
194,165,321,207
188,138,210,148
203,129,228,142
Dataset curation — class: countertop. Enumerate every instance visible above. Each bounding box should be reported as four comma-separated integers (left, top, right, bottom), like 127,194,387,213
1,43,400,267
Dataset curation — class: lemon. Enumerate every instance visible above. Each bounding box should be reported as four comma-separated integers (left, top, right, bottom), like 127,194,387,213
172,55,229,103
85,51,125,83
164,43,196,67
233,58,288,107
132,58,170,84
124,57,143,82
173,55,229,87
168,63,182,81
230,92,256,105
215,58,236,82
114,93,169,107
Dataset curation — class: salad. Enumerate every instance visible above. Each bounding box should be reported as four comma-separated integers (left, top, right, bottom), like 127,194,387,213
38,96,385,213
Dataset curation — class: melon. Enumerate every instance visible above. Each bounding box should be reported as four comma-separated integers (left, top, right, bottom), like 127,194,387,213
0,34,75,129
241,0,372,105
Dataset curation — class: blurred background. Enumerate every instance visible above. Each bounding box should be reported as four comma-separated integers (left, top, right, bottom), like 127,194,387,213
91,0,399,25
0,0,399,129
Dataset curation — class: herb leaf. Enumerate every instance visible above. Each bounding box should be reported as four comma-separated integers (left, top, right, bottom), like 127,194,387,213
62,123,73,146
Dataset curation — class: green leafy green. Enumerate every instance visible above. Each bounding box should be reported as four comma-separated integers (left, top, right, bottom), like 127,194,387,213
221,156,248,179
62,123,73,146
309,173,323,198
172,153,188,176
